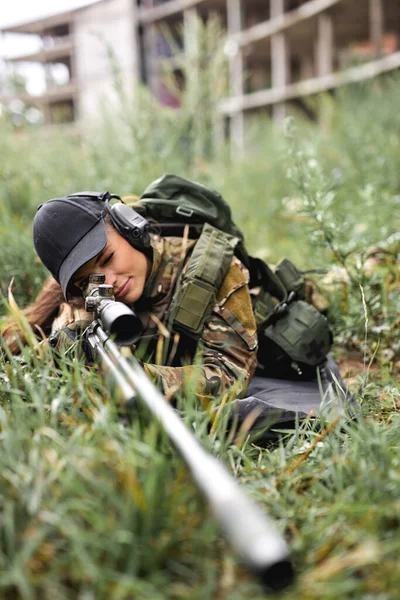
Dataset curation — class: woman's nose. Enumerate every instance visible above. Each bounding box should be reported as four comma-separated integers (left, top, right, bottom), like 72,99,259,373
103,270,118,289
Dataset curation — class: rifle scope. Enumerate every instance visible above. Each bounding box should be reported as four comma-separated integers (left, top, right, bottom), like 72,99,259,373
84,274,142,346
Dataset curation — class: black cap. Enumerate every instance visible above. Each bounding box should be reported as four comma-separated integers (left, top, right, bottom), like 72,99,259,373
33,193,108,298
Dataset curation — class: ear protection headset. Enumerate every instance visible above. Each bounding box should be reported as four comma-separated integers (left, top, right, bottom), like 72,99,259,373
66,191,151,249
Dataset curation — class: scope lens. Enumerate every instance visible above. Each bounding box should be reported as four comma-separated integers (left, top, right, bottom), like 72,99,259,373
100,301,142,345
110,314,142,345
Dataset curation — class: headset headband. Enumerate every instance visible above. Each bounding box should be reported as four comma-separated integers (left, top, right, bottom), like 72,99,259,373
66,190,151,249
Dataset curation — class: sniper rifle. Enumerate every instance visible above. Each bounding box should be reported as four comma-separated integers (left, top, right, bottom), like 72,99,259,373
82,273,294,591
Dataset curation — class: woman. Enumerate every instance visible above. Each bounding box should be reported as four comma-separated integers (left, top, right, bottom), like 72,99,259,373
5,183,355,440
30,189,258,407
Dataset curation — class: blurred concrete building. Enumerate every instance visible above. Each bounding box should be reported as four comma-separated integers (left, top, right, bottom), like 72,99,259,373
1,0,139,124
2,0,400,148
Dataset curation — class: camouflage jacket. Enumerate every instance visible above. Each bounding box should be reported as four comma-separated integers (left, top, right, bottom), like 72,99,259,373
132,235,258,404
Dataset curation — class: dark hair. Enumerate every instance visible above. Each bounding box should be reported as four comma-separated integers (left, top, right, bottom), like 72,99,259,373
2,277,85,355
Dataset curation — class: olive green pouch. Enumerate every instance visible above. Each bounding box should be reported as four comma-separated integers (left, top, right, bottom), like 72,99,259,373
171,223,238,336
275,258,306,300
262,300,332,368
254,258,333,377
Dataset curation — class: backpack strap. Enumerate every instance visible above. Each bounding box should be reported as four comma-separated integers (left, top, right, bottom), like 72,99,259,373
250,257,310,327
248,257,288,326
168,223,239,338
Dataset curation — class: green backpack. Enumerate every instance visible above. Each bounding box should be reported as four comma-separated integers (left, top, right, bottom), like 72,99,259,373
138,174,332,380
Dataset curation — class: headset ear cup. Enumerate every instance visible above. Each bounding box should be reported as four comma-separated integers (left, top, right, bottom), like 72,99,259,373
107,202,150,248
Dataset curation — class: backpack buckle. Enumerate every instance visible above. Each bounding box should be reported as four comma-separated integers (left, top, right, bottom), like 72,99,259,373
274,291,296,318
275,303,288,317
176,206,194,218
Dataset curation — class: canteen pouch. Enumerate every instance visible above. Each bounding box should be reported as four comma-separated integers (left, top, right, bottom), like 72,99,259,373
257,300,333,380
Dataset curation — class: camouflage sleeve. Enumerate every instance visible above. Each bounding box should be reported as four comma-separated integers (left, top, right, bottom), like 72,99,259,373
143,257,258,404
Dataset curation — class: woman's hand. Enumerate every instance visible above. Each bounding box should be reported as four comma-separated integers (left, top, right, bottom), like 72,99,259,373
48,302,94,360
51,302,93,333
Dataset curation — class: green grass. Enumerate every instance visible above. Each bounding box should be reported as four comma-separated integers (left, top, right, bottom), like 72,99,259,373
0,69,400,598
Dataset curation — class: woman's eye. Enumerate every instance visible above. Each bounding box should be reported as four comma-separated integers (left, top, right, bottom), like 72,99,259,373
101,252,114,266
74,277,88,291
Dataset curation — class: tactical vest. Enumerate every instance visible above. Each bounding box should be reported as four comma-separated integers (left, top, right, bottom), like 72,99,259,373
137,174,332,380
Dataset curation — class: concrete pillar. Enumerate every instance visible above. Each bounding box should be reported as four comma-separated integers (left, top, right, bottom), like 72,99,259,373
271,0,288,124
369,0,384,58
227,0,244,158
70,19,80,121
130,0,141,84
316,13,333,76
142,23,158,96
184,7,203,159
44,62,53,91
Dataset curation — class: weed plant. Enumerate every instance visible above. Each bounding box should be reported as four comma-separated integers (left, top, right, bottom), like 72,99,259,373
284,83,400,360
0,31,399,598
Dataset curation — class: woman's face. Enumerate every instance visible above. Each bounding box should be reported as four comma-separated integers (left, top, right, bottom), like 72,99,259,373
73,225,152,305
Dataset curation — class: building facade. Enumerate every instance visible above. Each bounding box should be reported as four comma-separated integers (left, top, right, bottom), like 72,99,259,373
2,0,400,149
2,0,139,125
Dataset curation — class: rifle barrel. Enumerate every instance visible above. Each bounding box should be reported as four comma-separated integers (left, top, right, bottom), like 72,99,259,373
87,321,294,590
